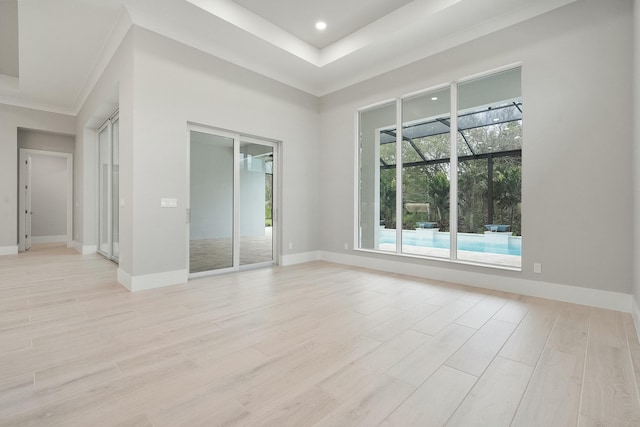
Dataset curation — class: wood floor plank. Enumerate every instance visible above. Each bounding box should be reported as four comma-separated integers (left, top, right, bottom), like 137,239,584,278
511,303,589,427
312,374,414,427
410,300,477,336
623,314,640,395
445,356,534,426
113,414,154,427
445,318,516,376
499,299,560,366
382,365,477,427
363,303,440,342
579,309,640,425
492,294,531,324
388,323,476,386
454,292,509,329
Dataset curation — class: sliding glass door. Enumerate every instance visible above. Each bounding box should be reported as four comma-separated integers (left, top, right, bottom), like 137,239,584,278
239,139,274,267
97,112,119,262
189,127,277,276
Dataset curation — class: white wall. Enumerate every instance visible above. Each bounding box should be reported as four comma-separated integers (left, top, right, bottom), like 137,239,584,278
75,29,133,261
18,129,74,154
0,104,74,253
29,153,67,238
128,27,320,280
320,0,633,294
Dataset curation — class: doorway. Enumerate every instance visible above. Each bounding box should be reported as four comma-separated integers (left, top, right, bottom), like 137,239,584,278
18,149,73,252
188,126,278,276
97,112,119,262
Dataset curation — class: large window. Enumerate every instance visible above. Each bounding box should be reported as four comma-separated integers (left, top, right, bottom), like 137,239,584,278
357,68,522,268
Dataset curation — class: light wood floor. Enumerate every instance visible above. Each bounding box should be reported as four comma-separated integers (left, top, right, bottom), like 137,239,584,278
1,244,640,426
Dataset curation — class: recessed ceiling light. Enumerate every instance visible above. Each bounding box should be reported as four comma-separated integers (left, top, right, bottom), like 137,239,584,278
315,21,327,30
431,97,438,101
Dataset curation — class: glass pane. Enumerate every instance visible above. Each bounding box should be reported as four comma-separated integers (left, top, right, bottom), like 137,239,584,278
401,87,451,258
98,126,109,255
239,141,273,266
189,131,234,273
111,118,119,260
358,102,397,252
457,68,522,268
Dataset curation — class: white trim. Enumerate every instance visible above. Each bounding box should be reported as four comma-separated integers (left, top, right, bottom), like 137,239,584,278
449,83,458,260
318,251,632,313
81,244,97,255
117,269,188,292
31,235,67,244
117,268,132,290
632,297,640,343
186,124,281,275
0,246,18,256
281,251,320,266
395,98,403,255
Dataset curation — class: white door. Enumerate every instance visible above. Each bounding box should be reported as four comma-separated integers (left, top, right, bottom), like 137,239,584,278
24,154,32,251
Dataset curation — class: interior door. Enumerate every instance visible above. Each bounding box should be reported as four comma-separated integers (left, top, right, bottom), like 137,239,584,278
24,154,32,251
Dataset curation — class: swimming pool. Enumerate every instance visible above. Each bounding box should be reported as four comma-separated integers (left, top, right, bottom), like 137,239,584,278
379,229,521,256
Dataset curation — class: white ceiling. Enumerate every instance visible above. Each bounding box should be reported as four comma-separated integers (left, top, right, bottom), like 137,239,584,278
230,0,413,49
0,0,578,116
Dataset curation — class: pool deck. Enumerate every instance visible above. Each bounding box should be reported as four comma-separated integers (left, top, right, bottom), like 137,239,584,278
379,243,521,268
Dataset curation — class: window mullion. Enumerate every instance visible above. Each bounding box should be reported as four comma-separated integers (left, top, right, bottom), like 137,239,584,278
449,83,458,260
395,97,403,254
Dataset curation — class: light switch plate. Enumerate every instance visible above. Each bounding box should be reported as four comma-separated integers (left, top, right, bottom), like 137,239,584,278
161,198,178,208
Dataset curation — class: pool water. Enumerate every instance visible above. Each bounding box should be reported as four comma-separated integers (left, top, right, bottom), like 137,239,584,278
380,229,521,256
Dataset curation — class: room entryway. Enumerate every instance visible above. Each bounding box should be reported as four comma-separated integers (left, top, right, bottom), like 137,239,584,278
18,149,73,252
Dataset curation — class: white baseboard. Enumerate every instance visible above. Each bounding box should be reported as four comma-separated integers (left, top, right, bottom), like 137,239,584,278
318,251,632,313
281,251,320,266
632,297,640,343
80,244,97,255
0,245,18,256
31,235,67,244
118,268,188,292
66,240,75,249
71,241,97,255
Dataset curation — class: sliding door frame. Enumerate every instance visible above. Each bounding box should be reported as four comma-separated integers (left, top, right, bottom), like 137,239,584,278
96,111,119,262
187,124,280,279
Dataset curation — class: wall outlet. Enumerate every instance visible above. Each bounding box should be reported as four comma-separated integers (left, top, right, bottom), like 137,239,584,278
533,263,542,274
344,242,348,250
288,242,293,250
